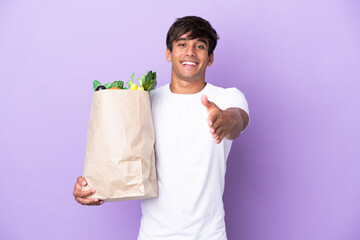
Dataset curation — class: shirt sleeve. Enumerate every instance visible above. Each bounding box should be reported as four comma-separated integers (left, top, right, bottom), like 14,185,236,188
218,87,250,133
218,87,250,117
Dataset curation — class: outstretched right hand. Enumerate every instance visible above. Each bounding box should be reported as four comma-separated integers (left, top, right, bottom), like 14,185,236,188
73,176,104,206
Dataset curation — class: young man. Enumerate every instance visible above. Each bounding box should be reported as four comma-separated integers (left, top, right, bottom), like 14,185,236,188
73,16,249,239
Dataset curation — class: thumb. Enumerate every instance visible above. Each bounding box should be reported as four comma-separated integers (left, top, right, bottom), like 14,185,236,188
201,94,216,111
77,176,87,187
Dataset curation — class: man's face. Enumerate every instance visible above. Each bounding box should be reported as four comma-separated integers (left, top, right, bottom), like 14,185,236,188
166,32,214,83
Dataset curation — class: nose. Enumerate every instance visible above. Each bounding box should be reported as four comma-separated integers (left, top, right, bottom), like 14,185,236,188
185,45,196,56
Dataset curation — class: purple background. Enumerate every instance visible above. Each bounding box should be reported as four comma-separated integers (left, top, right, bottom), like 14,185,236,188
1,0,359,239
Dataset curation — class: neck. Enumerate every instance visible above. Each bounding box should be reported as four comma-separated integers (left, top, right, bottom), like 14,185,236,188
170,80,207,94
169,71,207,94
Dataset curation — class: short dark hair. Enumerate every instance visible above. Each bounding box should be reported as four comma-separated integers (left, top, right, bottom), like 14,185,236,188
166,16,219,56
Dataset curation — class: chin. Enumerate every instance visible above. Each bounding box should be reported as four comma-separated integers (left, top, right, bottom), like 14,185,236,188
179,73,202,81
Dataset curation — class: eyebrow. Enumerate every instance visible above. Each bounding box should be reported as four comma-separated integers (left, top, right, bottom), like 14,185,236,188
175,37,208,46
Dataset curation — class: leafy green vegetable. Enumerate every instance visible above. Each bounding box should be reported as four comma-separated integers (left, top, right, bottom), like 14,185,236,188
110,80,124,89
127,72,135,89
142,71,157,91
104,83,112,89
139,75,145,86
93,80,102,91
93,70,157,92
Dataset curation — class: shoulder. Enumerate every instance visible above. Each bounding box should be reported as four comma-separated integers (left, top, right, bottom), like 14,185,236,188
149,84,168,101
206,83,247,102
222,87,247,99
207,83,249,115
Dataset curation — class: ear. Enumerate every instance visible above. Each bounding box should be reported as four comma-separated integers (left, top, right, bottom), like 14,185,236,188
166,48,172,62
207,53,214,66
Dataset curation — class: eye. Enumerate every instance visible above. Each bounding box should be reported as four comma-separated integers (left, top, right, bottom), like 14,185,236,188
197,45,205,49
178,43,186,47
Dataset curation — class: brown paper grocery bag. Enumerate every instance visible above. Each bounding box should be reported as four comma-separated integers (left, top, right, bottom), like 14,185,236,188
82,90,158,201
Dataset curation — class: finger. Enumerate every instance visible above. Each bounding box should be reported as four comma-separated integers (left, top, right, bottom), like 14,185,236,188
74,181,87,195
212,127,223,139
210,123,223,138
85,199,105,206
74,181,83,192
75,196,103,205
74,188,96,198
208,108,224,127
74,180,83,196
208,113,218,127
212,116,223,130
215,126,223,137
210,127,220,138
75,196,93,205
77,176,87,187
216,132,225,144
209,126,215,134
201,94,216,112
87,201,104,206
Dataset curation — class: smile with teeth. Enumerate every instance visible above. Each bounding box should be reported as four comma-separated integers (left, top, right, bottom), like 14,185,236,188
182,61,198,67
